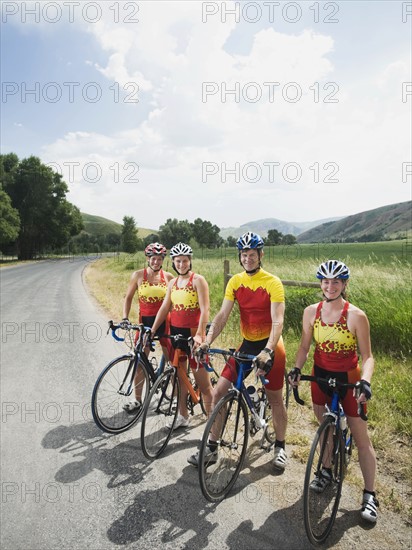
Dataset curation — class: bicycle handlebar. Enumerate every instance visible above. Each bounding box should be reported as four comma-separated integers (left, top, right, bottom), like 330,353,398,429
107,321,158,345
291,374,367,421
202,348,268,385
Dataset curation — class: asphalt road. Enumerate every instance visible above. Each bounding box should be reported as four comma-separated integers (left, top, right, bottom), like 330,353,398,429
1,259,409,550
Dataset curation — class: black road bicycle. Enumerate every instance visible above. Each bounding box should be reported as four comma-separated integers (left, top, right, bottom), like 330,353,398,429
91,321,165,434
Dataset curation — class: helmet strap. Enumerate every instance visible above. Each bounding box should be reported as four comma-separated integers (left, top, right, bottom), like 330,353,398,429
147,260,162,272
324,294,342,303
239,251,262,274
172,261,192,275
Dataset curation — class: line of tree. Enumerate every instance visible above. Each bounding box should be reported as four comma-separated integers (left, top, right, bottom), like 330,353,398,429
121,218,297,254
1,154,84,260
0,152,297,258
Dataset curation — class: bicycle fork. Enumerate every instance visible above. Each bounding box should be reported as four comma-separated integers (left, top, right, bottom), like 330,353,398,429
118,354,137,397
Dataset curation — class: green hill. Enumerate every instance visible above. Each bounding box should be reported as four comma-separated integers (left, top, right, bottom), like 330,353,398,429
297,201,411,243
81,213,156,239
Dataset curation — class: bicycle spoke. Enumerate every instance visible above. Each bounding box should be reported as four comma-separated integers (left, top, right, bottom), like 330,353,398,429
303,419,344,544
91,356,149,434
199,393,248,501
141,370,179,459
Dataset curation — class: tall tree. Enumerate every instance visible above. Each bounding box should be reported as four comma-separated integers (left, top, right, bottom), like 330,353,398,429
158,218,192,248
121,216,139,253
282,234,297,245
143,233,160,247
0,187,20,249
266,229,283,245
1,154,84,259
191,218,222,248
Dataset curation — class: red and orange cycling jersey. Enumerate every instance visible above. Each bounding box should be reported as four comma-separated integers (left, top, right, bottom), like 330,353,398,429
137,268,168,317
313,301,358,372
170,272,201,329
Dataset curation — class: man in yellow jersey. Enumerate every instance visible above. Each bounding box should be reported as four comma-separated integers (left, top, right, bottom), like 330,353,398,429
188,232,287,470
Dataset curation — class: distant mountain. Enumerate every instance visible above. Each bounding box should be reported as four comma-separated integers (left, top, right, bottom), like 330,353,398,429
297,201,411,243
81,213,156,239
219,217,341,239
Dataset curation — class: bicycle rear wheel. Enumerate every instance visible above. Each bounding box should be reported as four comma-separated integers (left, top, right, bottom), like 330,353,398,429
140,368,179,459
303,417,344,545
91,355,150,434
199,392,249,502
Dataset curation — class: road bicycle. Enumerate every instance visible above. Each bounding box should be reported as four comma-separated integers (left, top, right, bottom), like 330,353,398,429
140,335,218,459
197,348,281,502
292,374,366,546
91,321,165,434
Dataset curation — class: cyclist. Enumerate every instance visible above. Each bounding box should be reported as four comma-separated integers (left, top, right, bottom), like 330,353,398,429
188,232,288,471
150,242,214,429
121,242,173,414
289,260,378,523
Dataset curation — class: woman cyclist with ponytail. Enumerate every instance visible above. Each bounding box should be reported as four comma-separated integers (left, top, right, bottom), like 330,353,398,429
150,242,214,429
289,260,378,523
121,242,173,414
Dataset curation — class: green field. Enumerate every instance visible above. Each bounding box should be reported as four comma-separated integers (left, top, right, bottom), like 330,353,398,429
192,240,411,265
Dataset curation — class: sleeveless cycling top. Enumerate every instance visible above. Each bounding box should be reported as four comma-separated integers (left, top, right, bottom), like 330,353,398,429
170,272,201,329
137,268,168,316
313,301,358,372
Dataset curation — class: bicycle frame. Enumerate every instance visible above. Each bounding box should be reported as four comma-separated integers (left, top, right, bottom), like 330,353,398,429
171,347,202,405
207,349,272,450
109,321,161,394
292,373,366,545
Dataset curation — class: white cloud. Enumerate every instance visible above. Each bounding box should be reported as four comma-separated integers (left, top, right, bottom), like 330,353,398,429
36,2,411,227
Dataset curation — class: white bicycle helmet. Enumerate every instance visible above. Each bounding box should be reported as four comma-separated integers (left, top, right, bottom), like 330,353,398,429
169,242,193,257
316,260,350,280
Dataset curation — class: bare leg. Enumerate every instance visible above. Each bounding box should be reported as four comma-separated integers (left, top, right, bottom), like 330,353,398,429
209,377,232,441
193,368,214,418
266,388,287,441
348,416,376,492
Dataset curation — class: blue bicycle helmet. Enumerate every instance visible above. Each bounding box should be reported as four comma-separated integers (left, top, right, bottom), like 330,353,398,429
236,232,264,251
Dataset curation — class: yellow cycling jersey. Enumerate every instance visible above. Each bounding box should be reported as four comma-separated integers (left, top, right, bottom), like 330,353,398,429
224,269,284,341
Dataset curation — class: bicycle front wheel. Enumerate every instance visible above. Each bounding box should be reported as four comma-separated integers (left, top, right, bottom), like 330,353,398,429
91,355,150,434
303,417,344,545
199,392,249,502
140,368,179,459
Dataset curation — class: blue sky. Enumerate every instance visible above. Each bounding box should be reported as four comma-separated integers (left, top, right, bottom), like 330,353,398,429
1,1,411,229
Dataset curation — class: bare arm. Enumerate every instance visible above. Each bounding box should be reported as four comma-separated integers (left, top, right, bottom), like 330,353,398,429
349,308,374,403
265,301,285,352
151,280,174,335
122,270,141,319
205,299,235,346
295,304,317,371
193,275,210,344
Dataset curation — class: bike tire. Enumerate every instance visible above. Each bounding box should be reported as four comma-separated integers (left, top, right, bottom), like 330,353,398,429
140,368,180,459
91,355,150,434
303,417,344,545
199,392,249,502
